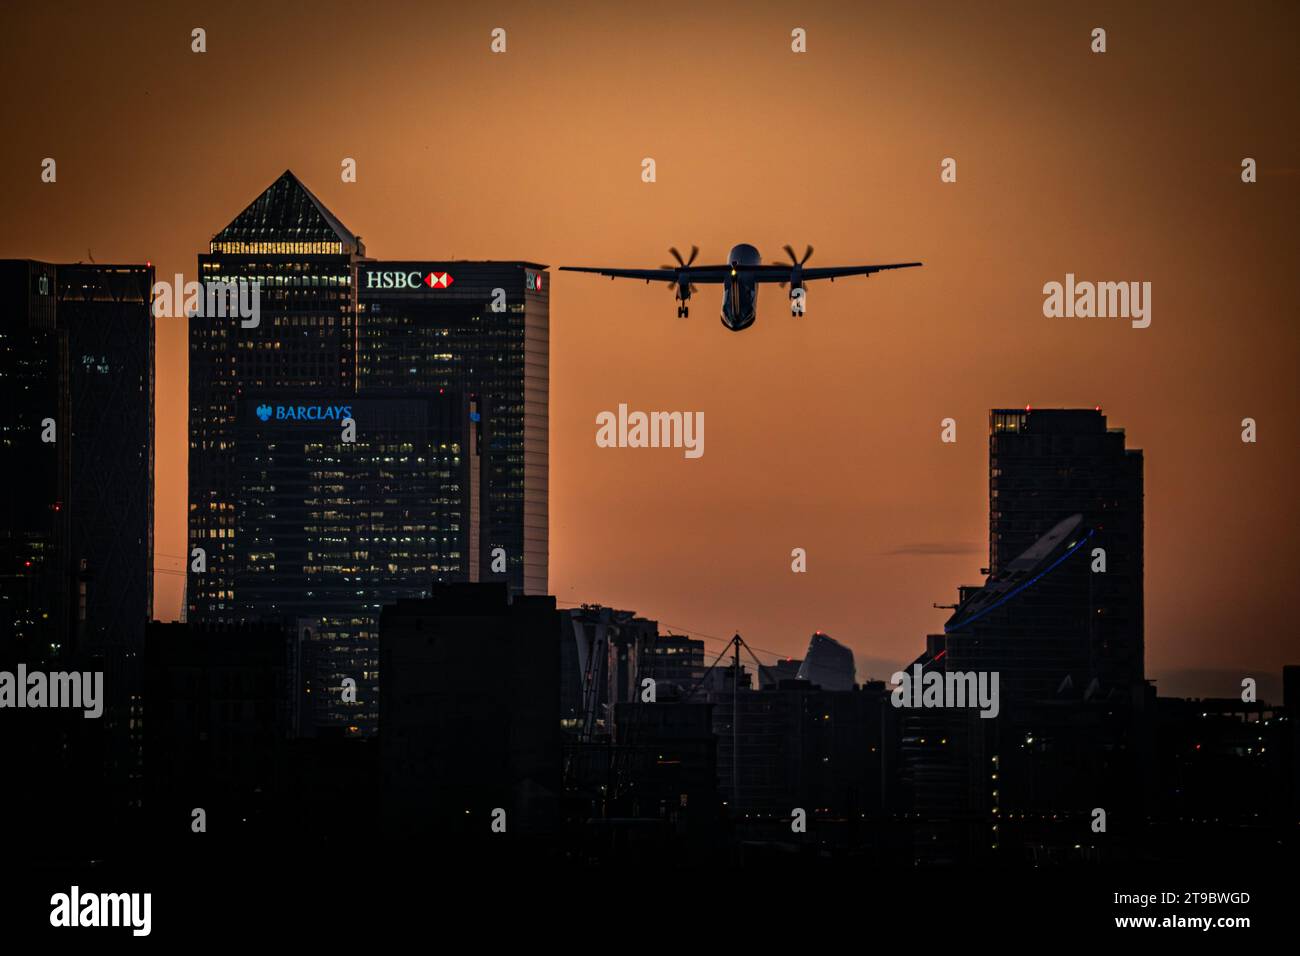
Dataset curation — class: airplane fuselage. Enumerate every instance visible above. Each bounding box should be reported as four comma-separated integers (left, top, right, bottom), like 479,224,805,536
721,243,762,332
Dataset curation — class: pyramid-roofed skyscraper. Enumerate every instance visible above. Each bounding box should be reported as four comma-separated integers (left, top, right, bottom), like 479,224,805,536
189,171,365,625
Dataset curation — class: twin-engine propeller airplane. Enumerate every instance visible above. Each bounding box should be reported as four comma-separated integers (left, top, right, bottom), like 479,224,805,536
560,243,921,332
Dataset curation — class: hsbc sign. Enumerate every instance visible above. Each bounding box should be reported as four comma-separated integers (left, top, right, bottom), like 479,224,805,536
364,270,455,290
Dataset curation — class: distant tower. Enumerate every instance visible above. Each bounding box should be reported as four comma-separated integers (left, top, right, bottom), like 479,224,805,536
796,631,855,690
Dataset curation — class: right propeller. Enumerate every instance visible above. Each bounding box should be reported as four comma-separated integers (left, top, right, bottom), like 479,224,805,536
773,244,813,288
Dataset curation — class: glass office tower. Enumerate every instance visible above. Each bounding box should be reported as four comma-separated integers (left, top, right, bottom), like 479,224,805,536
188,170,364,623
357,261,548,595
234,391,475,733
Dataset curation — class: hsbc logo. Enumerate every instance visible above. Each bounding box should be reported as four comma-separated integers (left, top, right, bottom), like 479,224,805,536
364,270,455,290
525,270,542,293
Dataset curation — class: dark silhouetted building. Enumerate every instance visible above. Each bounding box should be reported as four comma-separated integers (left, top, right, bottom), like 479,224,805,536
610,696,720,842
1,259,68,662
643,632,706,697
143,620,376,852
708,677,886,823
1,259,154,663
0,258,154,855
762,657,803,688
903,512,1149,864
944,513,1097,701
379,583,562,842
896,408,1150,864
1150,693,1291,863
988,407,1143,690
561,604,660,739
143,620,294,817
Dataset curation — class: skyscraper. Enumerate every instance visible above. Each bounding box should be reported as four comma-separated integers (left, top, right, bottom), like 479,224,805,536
0,258,154,848
58,265,156,659
1,259,155,662
988,408,1144,688
898,409,1149,863
188,171,365,623
0,259,67,663
357,261,549,594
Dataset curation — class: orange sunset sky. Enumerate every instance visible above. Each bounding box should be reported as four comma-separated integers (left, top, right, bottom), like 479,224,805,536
1,1,1296,697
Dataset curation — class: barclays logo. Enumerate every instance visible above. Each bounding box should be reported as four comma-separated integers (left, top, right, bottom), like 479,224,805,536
255,404,353,422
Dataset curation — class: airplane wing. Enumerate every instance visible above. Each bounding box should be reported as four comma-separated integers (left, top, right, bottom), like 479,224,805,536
747,262,923,283
559,265,733,283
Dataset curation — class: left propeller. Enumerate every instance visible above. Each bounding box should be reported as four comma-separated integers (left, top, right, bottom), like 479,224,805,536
661,245,699,317
661,246,699,297
666,245,699,269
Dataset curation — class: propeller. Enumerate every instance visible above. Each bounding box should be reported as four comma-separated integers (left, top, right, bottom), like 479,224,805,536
773,244,813,288
661,245,700,299
784,244,814,266
669,245,699,268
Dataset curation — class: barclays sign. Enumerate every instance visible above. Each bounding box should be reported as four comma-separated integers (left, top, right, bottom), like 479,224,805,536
256,404,353,422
